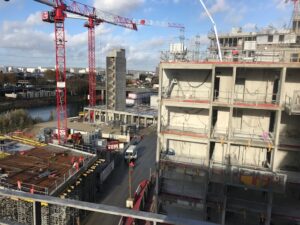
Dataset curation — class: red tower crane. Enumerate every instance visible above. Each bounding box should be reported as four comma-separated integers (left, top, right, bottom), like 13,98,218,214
35,0,137,143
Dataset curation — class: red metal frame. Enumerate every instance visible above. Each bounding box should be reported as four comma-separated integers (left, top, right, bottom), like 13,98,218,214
54,3,67,143
85,17,97,106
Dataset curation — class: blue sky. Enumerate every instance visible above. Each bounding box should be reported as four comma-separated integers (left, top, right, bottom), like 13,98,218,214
0,0,294,70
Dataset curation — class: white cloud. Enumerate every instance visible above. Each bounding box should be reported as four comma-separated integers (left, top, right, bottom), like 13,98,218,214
224,4,247,25
273,0,289,10
204,0,230,16
200,0,247,25
93,0,144,15
0,10,166,70
243,23,257,31
26,11,44,26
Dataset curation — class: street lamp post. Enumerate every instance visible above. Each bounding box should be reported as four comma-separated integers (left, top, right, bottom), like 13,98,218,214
126,161,135,208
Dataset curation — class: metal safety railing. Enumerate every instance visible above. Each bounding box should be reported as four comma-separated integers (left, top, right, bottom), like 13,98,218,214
214,90,279,106
233,92,279,106
0,180,49,195
213,90,232,104
161,125,208,137
211,127,229,139
162,89,210,102
0,188,212,225
231,129,274,146
160,49,299,63
160,151,207,168
47,156,93,195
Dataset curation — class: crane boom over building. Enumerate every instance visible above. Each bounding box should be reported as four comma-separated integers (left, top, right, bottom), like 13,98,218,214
35,0,137,30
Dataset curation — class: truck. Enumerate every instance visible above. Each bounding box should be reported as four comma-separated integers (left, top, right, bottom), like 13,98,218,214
124,145,138,162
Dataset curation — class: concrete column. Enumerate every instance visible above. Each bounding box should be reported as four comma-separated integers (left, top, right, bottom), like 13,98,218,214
33,201,41,225
206,66,215,166
265,192,273,225
228,66,237,139
271,67,286,171
105,111,108,123
144,117,148,127
221,194,227,225
88,109,91,123
155,65,164,213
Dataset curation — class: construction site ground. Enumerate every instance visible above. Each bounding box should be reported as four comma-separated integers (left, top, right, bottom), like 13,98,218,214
27,118,157,138
0,145,89,194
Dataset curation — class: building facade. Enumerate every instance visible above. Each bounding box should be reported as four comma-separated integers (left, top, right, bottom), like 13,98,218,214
156,62,300,225
208,3,300,64
106,49,126,111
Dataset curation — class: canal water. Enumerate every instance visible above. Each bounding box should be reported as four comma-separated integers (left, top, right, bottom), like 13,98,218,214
27,102,86,122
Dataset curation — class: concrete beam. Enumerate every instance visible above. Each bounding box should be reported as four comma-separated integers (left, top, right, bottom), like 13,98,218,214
0,189,219,225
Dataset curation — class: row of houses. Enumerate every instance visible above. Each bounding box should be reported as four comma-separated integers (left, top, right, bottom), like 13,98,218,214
5,90,56,99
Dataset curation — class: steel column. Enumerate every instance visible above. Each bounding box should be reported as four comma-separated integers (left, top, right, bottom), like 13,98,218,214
88,17,96,106
54,7,67,143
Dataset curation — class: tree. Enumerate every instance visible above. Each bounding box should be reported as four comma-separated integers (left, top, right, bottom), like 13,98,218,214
139,74,147,81
44,70,56,81
151,76,159,85
3,73,17,84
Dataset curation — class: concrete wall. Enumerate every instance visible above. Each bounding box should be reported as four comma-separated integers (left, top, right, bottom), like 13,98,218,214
165,139,207,159
216,68,233,100
257,33,297,45
274,150,300,171
279,112,300,138
283,69,300,99
167,108,209,130
162,69,211,99
229,145,266,167
213,143,267,167
232,109,271,135
215,109,230,129
235,69,278,102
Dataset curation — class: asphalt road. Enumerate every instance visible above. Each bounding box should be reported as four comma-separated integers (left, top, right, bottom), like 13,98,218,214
84,131,157,225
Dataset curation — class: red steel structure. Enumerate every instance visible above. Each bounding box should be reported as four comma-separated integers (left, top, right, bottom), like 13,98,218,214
36,0,137,143
85,17,97,106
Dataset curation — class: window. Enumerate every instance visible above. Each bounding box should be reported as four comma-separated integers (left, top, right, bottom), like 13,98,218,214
297,36,300,44
279,35,284,42
291,53,299,62
268,35,273,43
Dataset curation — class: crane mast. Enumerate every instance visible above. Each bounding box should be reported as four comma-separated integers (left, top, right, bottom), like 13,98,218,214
85,17,97,106
54,1,67,142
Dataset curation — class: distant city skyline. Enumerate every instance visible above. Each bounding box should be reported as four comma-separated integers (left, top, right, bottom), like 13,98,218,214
0,0,295,70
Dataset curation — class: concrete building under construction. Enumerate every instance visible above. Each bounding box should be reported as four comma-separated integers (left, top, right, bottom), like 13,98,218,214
208,1,300,63
156,61,300,225
0,136,107,225
106,48,126,111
